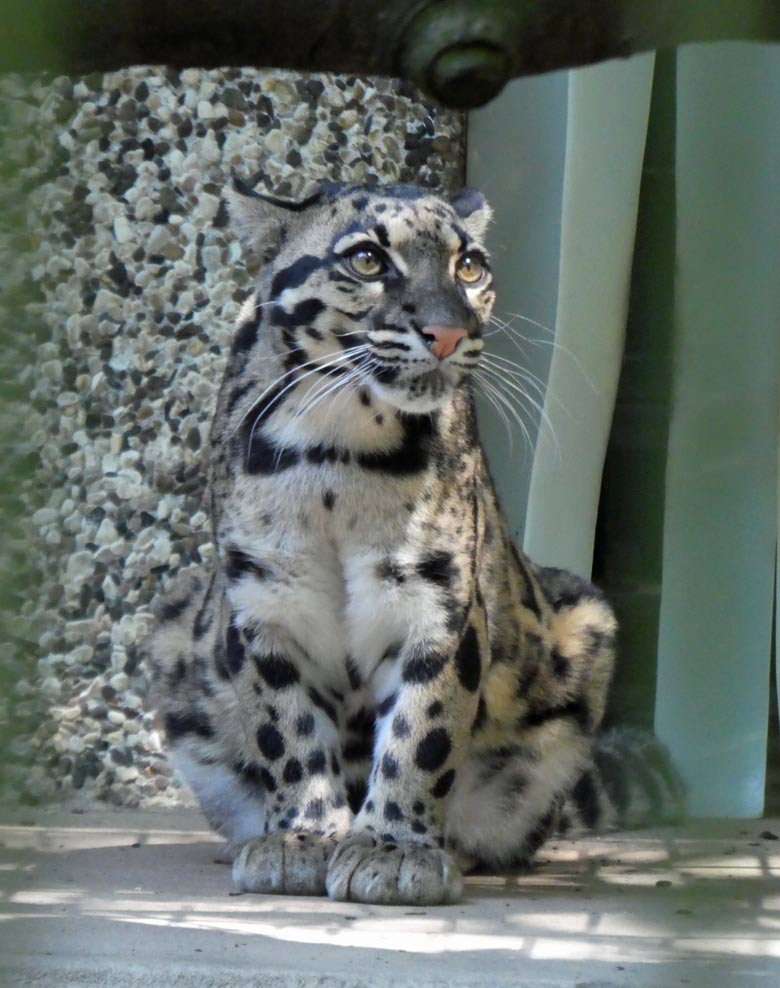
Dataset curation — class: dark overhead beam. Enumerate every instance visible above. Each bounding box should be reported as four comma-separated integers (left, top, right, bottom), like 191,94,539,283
3,0,779,108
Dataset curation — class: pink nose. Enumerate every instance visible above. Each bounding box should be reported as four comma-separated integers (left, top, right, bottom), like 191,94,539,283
422,325,468,360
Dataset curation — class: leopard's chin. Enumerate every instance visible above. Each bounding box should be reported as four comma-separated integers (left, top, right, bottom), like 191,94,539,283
370,369,458,415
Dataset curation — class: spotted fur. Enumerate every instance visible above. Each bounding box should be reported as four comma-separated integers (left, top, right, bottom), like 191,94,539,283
148,181,683,905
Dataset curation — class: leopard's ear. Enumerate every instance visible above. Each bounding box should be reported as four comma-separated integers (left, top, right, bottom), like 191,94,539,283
450,188,493,242
224,177,322,260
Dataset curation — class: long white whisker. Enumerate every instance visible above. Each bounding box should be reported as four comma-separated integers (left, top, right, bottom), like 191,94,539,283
477,366,561,463
478,353,551,403
233,343,371,434
503,310,556,336
473,377,514,452
473,370,533,454
269,368,366,466
489,311,598,394
477,361,557,430
273,360,370,452
237,345,371,456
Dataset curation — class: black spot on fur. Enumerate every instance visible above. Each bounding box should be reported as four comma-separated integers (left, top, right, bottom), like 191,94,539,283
392,714,410,738
271,297,326,330
296,712,315,736
164,711,213,740
413,801,425,815
331,753,341,776
471,696,487,733
346,779,367,813
431,768,456,798
572,771,601,828
427,700,443,718
524,700,590,732
159,597,188,623
283,758,303,784
304,798,325,820
551,647,570,679
225,622,246,675
235,761,262,791
192,574,216,640
411,819,427,834
343,738,373,762
168,654,187,689
384,800,403,821
454,624,481,692
381,752,399,779
307,687,338,724
586,627,613,654
356,413,434,475
243,430,300,475
375,692,397,717
416,550,455,588
306,443,344,465
260,768,277,793
511,546,542,619
225,547,270,582
307,749,327,775
376,558,405,584
402,651,447,684
231,313,260,354
270,254,323,299
256,723,285,761
345,657,362,690
346,707,374,735
322,489,336,511
415,728,451,772
374,223,390,247
253,652,300,689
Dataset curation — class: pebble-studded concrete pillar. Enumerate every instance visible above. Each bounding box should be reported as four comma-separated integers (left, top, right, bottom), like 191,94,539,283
1,67,465,808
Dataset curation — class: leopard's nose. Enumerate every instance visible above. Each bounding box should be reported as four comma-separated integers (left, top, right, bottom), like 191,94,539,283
421,325,468,360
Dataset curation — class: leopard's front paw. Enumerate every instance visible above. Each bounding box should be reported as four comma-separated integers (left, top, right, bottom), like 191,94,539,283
326,832,463,905
231,832,338,896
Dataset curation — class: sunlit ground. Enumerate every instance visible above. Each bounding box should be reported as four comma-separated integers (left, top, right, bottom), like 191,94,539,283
1,807,779,987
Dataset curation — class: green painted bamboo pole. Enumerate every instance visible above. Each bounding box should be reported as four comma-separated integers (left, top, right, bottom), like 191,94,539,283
593,51,677,728
523,54,655,577
654,43,780,817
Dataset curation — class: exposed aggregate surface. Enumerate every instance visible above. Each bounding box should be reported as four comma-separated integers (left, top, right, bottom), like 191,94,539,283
0,66,465,808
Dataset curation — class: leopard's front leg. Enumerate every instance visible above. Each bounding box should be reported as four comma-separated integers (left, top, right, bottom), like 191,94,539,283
228,622,353,896
327,609,487,905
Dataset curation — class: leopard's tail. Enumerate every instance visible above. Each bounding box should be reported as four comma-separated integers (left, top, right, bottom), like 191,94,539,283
557,726,686,836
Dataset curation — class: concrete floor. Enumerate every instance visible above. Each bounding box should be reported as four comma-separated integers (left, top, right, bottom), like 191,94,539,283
1,807,779,988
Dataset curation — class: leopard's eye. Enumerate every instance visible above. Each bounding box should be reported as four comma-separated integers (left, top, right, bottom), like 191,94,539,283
455,253,487,285
345,244,388,279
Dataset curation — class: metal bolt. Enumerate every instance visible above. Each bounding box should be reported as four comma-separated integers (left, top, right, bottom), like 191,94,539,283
428,42,510,109
400,0,516,110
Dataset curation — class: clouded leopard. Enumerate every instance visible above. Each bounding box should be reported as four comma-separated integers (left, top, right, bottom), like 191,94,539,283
149,180,683,906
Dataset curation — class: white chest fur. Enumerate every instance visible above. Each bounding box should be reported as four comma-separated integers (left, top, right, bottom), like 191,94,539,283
223,467,448,698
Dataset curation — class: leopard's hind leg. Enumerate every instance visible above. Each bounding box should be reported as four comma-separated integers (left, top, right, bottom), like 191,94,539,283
445,568,617,870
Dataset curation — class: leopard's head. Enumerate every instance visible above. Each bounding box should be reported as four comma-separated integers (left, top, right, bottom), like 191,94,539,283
227,181,495,414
